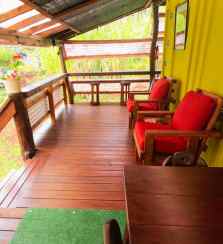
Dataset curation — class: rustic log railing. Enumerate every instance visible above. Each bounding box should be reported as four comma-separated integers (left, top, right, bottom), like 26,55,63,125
0,74,69,160
67,70,161,105
0,99,16,133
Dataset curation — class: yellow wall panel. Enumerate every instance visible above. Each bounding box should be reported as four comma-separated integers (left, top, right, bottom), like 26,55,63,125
163,0,223,165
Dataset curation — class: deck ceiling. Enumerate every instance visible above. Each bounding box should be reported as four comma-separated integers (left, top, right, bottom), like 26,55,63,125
0,0,164,46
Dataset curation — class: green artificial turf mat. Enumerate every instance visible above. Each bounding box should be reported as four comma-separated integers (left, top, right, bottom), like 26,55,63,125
10,208,126,244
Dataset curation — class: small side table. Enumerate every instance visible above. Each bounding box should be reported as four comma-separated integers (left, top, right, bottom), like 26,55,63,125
120,81,130,106
91,81,100,105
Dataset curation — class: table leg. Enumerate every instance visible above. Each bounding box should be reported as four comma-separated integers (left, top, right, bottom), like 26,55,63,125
91,84,95,105
91,83,100,105
96,83,100,105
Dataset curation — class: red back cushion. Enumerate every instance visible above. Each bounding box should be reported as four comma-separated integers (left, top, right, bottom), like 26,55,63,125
149,78,170,100
172,91,216,130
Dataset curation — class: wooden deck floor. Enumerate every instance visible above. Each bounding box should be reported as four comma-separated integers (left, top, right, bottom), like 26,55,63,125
0,104,136,242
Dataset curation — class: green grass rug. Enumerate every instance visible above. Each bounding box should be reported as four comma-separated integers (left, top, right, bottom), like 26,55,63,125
10,208,126,244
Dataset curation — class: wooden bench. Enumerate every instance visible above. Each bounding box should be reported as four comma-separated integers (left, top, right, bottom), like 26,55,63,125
70,78,151,105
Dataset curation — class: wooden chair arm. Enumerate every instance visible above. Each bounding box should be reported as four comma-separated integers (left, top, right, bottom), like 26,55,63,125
128,91,151,95
133,99,152,103
137,111,174,120
143,129,221,164
134,99,161,104
145,130,221,138
128,91,150,100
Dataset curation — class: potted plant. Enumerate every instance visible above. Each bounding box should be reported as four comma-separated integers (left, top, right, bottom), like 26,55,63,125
0,52,26,94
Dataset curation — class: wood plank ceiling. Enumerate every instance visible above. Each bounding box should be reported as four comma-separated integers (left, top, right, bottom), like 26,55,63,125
0,0,164,46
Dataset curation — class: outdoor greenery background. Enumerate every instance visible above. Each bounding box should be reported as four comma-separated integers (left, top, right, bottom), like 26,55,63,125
0,9,157,179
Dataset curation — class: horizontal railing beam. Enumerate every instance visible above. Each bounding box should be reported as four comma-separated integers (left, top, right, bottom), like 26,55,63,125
0,99,16,133
70,79,151,84
22,74,66,97
68,70,161,77
73,91,148,95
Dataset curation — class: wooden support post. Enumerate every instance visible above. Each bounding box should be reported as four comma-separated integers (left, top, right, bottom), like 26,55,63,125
150,1,160,82
59,45,74,104
62,82,68,105
91,82,100,105
10,93,36,159
120,81,130,105
46,86,56,125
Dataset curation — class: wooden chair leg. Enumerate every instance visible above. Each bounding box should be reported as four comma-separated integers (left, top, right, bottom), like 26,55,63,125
135,149,140,163
132,111,137,129
143,153,153,165
143,134,154,165
129,113,133,129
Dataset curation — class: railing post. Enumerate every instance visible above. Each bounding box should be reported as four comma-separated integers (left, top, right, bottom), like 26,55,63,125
62,82,68,105
10,93,36,160
150,1,160,82
46,86,56,125
59,45,74,104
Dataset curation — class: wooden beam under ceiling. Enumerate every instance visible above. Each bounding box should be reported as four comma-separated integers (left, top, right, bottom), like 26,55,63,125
0,4,32,23
0,28,51,46
144,0,153,8
38,25,67,38
19,0,80,34
8,14,45,30
23,20,58,35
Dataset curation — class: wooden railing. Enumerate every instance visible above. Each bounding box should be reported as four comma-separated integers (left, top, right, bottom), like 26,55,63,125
22,74,67,129
0,74,69,160
68,70,161,105
0,99,16,133
0,71,160,159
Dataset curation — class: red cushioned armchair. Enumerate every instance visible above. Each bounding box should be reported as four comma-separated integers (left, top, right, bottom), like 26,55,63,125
133,90,223,165
127,77,174,129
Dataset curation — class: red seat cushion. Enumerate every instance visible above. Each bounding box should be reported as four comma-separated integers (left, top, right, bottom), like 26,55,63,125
127,100,158,112
172,91,216,130
150,78,170,100
135,120,187,153
127,78,170,113
138,102,158,111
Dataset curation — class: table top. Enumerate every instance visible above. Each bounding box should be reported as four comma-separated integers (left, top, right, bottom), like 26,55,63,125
124,165,223,244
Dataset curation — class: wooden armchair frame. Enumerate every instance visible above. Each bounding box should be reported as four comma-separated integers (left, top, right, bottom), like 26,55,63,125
133,90,223,165
128,78,177,129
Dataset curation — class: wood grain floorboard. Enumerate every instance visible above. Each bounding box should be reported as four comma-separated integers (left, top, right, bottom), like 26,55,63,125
0,105,135,242
3,105,135,209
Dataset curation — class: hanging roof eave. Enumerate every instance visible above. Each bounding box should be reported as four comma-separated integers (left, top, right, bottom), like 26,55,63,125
0,0,166,46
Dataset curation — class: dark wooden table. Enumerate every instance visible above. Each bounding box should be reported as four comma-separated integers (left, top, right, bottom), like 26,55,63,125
124,165,223,244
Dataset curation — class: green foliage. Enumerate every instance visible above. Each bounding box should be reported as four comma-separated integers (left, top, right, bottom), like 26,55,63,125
75,9,152,40
39,47,61,75
0,49,13,67
68,9,152,73
0,119,22,179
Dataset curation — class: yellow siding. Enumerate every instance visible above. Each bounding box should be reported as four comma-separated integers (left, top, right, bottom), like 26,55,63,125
163,0,223,165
